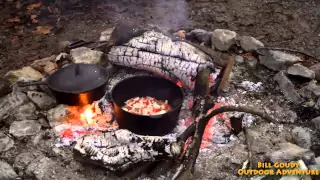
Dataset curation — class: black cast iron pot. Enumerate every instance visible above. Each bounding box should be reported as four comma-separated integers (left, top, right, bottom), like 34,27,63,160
110,75,184,136
18,63,110,106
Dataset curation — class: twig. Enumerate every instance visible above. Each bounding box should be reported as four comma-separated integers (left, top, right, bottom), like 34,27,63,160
256,47,320,61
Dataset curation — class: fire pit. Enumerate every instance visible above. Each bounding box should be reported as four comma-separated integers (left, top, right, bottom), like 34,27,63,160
3,21,308,180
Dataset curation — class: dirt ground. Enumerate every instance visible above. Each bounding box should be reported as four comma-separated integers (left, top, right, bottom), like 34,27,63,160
0,0,319,77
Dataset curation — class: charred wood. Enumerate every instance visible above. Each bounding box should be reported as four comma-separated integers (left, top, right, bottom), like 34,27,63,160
73,129,181,172
172,105,278,180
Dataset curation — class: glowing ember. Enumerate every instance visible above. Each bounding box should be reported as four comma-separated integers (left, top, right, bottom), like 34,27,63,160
80,107,95,125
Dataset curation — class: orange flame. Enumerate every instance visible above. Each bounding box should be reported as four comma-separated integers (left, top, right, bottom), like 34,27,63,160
80,107,95,125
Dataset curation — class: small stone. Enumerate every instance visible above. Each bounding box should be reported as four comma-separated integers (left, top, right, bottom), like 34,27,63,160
0,78,11,98
245,57,258,69
306,80,320,97
246,129,272,154
299,80,320,99
9,120,41,137
274,71,304,104
287,64,315,79
0,91,29,122
46,104,68,127
70,47,106,65
10,102,37,121
259,50,302,71
27,91,56,110
311,116,320,130
55,53,71,67
0,160,18,180
292,127,311,149
310,63,320,81
4,66,44,85
268,142,314,163
0,132,14,152
315,156,320,164
188,29,212,45
100,27,115,41
315,98,320,109
234,55,244,64
239,36,264,52
13,151,44,172
211,29,237,51
30,55,58,75
285,110,298,123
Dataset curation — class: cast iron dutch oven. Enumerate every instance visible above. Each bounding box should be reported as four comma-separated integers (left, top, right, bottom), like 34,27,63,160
18,63,110,106
110,75,184,136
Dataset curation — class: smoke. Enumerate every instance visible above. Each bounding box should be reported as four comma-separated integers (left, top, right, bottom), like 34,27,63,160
150,0,189,31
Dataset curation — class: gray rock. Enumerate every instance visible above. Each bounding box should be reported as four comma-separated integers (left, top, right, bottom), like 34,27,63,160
299,80,320,99
4,66,44,85
234,55,244,64
315,97,320,109
0,161,18,180
308,164,320,171
25,157,85,180
287,64,315,79
55,53,71,67
189,29,212,45
10,102,37,121
30,55,57,75
246,129,272,154
100,27,115,41
244,58,258,69
9,120,41,137
267,143,314,163
274,71,304,104
311,116,320,130
310,63,320,81
315,156,320,164
27,91,56,110
0,91,29,122
239,36,264,52
0,78,11,98
46,104,68,127
0,132,14,152
14,151,45,172
259,50,302,71
70,47,105,65
306,80,320,97
211,29,237,51
291,127,311,149
193,140,248,180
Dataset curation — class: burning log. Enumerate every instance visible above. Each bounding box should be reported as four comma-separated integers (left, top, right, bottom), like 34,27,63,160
73,129,181,172
100,21,216,89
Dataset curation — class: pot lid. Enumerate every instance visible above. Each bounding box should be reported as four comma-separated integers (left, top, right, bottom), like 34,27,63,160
47,63,109,94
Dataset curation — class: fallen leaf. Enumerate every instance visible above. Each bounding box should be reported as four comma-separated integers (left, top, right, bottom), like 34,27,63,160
30,15,38,19
33,26,53,35
7,17,20,23
27,3,41,13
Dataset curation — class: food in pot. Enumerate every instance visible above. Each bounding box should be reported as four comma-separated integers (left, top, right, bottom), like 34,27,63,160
122,96,172,115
